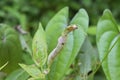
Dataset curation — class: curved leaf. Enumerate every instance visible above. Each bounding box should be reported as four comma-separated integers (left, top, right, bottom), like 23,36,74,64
32,23,47,68
19,64,44,79
45,7,70,80
45,7,68,53
68,8,88,68
0,24,22,73
96,9,120,80
70,9,89,32
47,8,89,80
55,9,89,79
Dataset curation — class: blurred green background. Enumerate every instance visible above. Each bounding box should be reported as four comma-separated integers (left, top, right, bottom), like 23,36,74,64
0,0,120,35
0,0,120,80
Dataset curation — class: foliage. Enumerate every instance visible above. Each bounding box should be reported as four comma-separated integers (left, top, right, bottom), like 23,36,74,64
0,0,120,33
46,7,88,80
0,24,22,73
19,7,89,80
97,9,120,80
0,1,120,79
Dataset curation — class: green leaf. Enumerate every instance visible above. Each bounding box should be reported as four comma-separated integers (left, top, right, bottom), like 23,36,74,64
68,8,89,69
5,69,29,80
96,9,120,80
0,24,22,73
19,64,45,79
45,7,69,80
45,7,68,53
79,37,98,80
70,9,89,32
32,23,47,68
47,8,89,80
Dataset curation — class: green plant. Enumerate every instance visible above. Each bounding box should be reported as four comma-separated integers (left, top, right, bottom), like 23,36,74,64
19,7,89,80
1,5,120,80
0,24,22,73
97,9,120,80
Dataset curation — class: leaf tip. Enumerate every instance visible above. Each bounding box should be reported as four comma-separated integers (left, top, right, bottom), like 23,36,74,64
58,7,69,14
19,63,25,67
63,6,69,10
104,9,111,13
79,8,86,12
79,8,88,16
103,9,112,16
38,22,43,29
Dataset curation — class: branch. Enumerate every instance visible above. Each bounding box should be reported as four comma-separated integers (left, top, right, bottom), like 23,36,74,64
47,24,78,67
15,25,27,34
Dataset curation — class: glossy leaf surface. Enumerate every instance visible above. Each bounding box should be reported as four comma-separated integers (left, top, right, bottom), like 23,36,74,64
97,9,120,80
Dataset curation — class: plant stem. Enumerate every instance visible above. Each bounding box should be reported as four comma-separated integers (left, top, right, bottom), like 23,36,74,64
47,24,78,67
0,62,8,70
